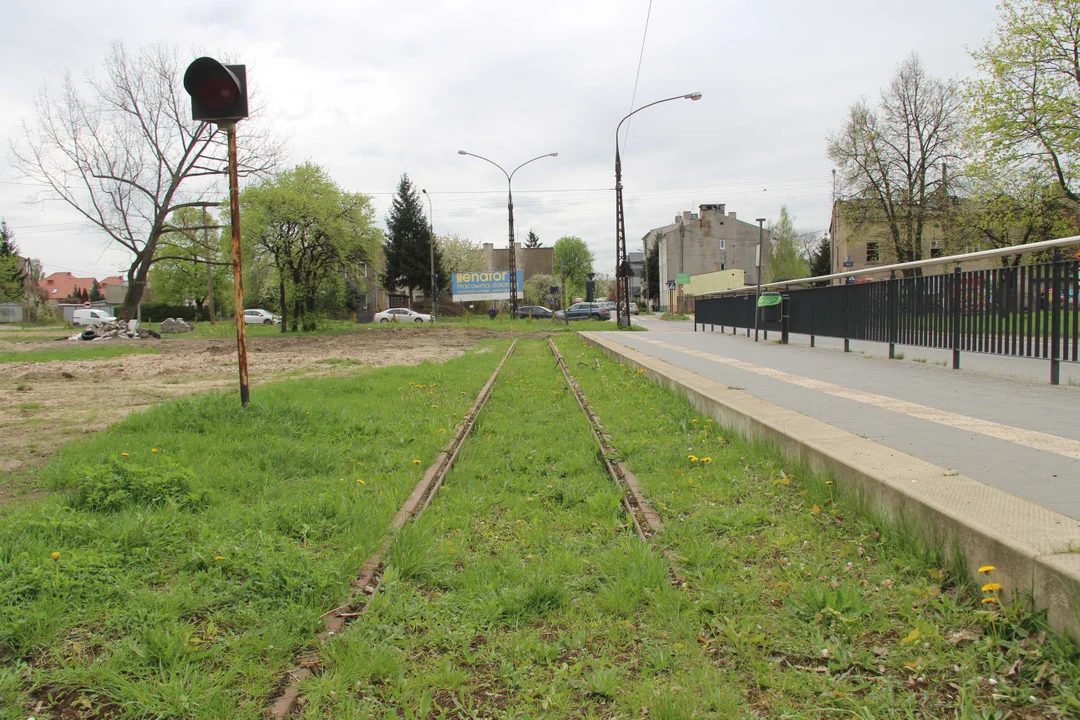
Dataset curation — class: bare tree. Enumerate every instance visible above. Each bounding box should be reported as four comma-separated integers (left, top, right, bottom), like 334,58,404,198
11,42,284,320
827,54,964,274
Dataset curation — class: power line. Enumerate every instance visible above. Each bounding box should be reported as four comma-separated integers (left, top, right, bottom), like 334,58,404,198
622,0,655,153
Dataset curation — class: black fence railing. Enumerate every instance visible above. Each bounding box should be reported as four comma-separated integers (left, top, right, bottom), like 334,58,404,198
694,254,1080,384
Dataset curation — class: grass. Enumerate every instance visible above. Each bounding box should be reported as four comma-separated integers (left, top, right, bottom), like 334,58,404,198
0,345,159,364
303,339,738,718
552,335,1080,719
0,339,511,719
660,312,690,321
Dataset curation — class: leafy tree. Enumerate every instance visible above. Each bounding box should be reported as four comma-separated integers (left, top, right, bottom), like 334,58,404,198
383,174,445,302
0,220,24,302
552,235,593,302
767,207,810,282
438,234,487,275
808,236,832,284
524,273,558,306
148,207,231,316
243,163,381,331
11,42,283,321
524,230,542,248
827,54,963,274
967,0,1080,203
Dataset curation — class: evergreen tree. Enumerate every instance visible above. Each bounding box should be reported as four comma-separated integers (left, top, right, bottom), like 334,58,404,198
382,174,445,302
524,230,542,248
809,236,832,285
89,278,104,301
645,231,661,304
0,220,25,301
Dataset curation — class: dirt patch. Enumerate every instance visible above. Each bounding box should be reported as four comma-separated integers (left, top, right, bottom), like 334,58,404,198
0,327,505,495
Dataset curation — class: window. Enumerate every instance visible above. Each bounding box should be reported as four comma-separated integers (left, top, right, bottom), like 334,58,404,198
866,242,879,263
930,241,943,259
719,239,726,250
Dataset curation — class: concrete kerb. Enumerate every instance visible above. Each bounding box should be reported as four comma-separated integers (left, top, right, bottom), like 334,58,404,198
579,331,1080,641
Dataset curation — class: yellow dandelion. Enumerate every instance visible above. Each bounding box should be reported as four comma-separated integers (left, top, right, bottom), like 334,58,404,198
978,565,996,573
356,479,365,484
413,459,421,464
214,556,225,561
692,419,698,424
702,457,712,464
120,452,129,457
51,552,60,561
460,391,467,395
688,455,699,463
825,480,834,485
398,387,403,391
151,448,158,453
438,428,446,434
982,582,1002,592
982,596,999,604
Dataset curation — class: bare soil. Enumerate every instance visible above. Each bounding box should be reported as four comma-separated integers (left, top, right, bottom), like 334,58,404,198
0,327,502,496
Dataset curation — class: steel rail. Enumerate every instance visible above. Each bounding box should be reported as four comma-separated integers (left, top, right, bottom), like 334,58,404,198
269,339,519,718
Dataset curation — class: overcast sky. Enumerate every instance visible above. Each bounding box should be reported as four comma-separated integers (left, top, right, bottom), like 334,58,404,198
1,0,1001,280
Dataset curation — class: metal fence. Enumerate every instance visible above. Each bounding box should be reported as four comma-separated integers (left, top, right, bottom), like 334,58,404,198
695,252,1080,384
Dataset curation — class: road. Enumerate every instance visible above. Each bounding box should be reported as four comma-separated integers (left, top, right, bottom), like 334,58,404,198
607,315,1080,519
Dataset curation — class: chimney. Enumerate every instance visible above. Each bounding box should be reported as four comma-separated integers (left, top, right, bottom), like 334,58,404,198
682,210,692,222
728,211,737,222
515,242,522,250
483,243,493,251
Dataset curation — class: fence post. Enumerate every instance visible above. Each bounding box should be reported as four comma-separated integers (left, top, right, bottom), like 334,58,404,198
888,270,898,359
1051,249,1062,385
781,294,790,345
842,286,850,352
952,266,961,370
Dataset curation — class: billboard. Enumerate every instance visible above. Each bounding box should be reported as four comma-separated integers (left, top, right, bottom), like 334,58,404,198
451,271,524,302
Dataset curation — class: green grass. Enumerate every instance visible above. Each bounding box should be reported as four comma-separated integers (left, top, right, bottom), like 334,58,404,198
660,312,690,321
0,339,511,719
553,335,1080,718
303,340,739,718
0,345,160,364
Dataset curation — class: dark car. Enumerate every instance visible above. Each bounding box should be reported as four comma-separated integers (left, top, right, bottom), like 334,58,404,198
515,305,553,319
555,302,611,321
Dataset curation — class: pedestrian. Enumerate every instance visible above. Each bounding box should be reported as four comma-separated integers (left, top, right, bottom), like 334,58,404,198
487,306,497,321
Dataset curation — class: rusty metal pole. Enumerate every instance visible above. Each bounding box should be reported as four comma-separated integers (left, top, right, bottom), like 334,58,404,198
223,122,250,405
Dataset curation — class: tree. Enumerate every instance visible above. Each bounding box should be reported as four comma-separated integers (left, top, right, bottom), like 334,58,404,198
383,174,445,302
243,163,382,331
0,220,24,302
552,235,593,301
89,279,104,302
967,0,1080,204
438,234,487,275
11,42,283,321
524,230,542,248
808,236,832,282
827,53,964,274
148,207,230,314
645,231,661,305
524,273,558,306
767,207,810,282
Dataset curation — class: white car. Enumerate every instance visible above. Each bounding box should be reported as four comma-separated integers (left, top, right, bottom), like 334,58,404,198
244,309,280,325
72,308,117,326
374,308,432,324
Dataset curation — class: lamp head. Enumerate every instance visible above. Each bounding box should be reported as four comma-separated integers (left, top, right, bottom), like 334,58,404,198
549,152,559,158
422,188,428,194
457,150,467,155
685,92,703,101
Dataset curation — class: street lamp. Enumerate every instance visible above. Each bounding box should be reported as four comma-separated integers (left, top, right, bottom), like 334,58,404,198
458,150,558,316
614,92,701,328
754,217,766,342
421,188,437,322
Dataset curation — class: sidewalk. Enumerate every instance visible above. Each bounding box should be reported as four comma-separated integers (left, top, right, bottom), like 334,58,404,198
618,316,1080,519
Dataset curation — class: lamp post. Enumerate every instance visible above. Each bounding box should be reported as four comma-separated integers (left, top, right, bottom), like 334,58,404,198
458,150,558,317
614,92,702,328
421,188,437,322
754,217,766,342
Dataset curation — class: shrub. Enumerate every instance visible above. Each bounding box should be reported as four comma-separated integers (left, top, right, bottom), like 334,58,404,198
67,459,201,512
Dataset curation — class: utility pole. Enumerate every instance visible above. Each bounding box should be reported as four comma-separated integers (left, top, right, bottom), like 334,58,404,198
203,207,216,324
642,235,649,311
755,217,765,342
422,189,437,322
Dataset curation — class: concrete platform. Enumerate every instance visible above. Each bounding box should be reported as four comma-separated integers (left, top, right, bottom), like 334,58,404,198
581,329,1080,641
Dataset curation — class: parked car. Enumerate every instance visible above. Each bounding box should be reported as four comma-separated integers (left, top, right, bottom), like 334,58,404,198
515,305,553,319
554,302,611,321
72,308,117,326
243,308,280,325
374,308,432,323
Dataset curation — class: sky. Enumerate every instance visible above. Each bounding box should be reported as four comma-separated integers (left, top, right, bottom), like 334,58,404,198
0,0,1003,281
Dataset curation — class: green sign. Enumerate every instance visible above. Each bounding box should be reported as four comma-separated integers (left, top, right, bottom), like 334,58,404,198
675,273,691,285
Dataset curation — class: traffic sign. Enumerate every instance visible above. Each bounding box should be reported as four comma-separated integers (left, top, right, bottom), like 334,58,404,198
667,281,677,290
843,261,854,267
675,273,691,285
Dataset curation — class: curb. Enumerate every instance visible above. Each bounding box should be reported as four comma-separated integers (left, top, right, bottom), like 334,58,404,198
580,331,1080,641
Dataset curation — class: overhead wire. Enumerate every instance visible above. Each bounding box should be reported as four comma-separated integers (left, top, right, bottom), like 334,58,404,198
622,0,655,153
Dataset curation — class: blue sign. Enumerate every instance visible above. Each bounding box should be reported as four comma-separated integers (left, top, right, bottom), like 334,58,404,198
842,261,854,267
667,281,677,290
451,271,524,302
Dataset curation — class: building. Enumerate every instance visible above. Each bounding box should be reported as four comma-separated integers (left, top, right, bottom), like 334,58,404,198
645,204,768,294
627,251,644,300
481,242,554,280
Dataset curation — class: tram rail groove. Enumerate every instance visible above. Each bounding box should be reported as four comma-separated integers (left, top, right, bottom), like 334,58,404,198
547,338,684,582
268,339,518,719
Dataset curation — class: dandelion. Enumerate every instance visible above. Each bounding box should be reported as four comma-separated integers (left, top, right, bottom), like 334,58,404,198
51,552,61,586
120,452,129,457
356,479,365,484
688,455,699,463
413,459,421,464
460,391,467,395
215,556,225,561
51,552,60,561
982,596,999,604
151,448,158,453
702,457,712,464
978,565,996,573
692,419,698,424
432,404,438,409
438,428,446,434
825,480,834,485
982,582,1002,592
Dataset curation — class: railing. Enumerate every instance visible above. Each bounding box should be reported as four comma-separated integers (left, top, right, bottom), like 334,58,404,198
694,237,1080,384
